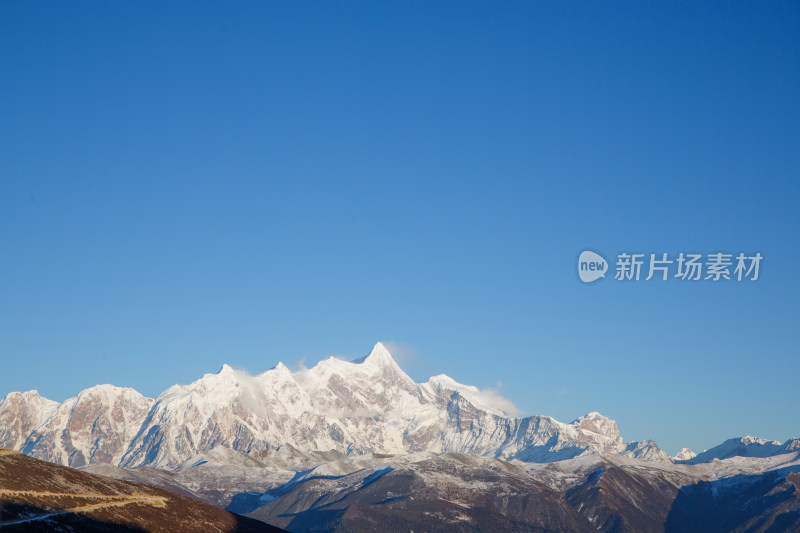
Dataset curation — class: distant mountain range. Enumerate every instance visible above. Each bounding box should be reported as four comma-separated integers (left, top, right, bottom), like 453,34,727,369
2,342,799,532
1,342,671,468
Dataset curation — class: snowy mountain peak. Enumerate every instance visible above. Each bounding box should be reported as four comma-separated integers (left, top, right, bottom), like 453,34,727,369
673,448,697,461
76,384,147,398
2,390,54,404
786,438,800,452
217,363,236,374
582,411,605,419
741,435,780,446
360,342,397,367
572,411,615,427
0,390,58,416
427,374,454,385
193,364,239,387
426,374,519,417
0,391,60,451
270,362,291,374
685,435,794,464
571,412,621,442
619,440,673,462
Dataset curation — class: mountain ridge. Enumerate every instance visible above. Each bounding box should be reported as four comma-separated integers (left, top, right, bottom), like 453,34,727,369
0,342,790,471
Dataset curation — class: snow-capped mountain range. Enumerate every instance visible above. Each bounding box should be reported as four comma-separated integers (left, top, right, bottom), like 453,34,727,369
0,343,794,471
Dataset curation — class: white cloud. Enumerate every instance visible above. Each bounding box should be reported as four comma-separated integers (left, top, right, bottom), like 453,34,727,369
469,386,522,417
380,340,417,366
431,374,523,417
229,367,268,417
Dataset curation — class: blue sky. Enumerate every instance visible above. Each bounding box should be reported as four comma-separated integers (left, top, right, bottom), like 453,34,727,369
1,2,798,455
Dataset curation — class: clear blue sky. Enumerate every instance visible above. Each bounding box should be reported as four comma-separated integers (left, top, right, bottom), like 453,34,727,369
1,2,798,455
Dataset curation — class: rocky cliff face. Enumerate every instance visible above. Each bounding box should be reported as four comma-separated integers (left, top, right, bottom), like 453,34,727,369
0,390,58,451
20,385,154,467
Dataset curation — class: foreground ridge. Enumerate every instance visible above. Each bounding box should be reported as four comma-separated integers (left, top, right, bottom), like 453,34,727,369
0,447,285,532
